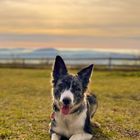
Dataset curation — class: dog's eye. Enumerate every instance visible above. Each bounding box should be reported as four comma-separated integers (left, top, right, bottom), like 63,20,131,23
76,87,81,92
58,83,64,88
73,86,81,92
57,83,65,92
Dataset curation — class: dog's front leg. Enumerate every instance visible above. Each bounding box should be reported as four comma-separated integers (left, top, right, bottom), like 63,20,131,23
51,133,61,140
70,133,93,140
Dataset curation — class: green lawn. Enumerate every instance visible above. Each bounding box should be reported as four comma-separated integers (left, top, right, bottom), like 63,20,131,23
0,68,140,140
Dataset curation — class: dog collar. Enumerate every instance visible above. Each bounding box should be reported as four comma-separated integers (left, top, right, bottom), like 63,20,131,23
70,103,85,115
53,104,60,112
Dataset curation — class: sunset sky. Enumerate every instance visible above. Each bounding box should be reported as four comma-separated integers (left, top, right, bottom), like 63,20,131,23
0,0,140,50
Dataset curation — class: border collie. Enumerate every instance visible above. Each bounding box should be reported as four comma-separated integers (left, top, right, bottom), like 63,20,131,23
49,56,98,140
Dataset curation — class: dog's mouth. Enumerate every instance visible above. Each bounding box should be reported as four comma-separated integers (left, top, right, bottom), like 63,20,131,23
61,105,70,115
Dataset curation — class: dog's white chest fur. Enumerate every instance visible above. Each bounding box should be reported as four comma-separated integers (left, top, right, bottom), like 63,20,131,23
53,108,87,138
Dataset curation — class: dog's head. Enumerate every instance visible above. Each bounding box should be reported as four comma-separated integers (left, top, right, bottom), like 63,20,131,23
52,56,94,115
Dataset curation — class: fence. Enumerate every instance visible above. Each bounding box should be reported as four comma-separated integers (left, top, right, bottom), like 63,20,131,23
0,57,140,70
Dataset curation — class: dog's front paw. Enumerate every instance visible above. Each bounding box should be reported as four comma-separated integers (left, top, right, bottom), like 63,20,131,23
51,133,61,140
70,133,92,140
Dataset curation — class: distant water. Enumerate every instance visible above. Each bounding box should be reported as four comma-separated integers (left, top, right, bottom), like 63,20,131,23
0,58,139,66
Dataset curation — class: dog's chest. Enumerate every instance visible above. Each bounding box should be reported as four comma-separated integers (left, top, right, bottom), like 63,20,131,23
54,109,87,137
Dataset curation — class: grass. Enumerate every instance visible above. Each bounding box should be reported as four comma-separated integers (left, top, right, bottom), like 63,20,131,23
0,68,140,140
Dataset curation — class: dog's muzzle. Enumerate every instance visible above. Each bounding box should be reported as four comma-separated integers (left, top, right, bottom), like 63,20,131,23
60,97,72,115
62,97,71,106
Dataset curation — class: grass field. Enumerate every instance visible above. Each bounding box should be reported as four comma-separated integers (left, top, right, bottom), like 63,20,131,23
0,68,140,140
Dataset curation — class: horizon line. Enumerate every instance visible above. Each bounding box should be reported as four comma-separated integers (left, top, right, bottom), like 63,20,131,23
0,47,140,54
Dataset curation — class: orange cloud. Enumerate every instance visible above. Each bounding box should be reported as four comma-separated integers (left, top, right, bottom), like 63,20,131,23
0,0,140,49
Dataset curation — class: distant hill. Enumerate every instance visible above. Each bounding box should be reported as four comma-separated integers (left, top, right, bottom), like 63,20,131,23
33,48,58,53
25,48,59,58
0,48,138,59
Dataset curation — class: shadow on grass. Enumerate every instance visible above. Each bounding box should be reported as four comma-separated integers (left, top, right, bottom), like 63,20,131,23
91,125,111,140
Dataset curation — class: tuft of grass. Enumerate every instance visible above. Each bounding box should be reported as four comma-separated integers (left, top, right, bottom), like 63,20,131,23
0,68,140,140
0,128,12,139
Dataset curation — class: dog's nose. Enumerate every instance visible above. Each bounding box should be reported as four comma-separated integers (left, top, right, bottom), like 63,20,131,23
62,98,71,105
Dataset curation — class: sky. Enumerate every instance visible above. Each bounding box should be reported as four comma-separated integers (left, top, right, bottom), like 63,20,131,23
0,0,140,50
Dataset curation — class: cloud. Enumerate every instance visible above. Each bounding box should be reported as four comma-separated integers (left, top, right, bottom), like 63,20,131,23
0,34,140,43
0,0,140,49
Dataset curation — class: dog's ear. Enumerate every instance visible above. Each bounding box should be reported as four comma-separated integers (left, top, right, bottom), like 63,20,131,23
77,64,94,90
52,55,68,84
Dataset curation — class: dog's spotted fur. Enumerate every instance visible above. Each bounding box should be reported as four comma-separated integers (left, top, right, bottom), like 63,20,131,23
49,56,98,140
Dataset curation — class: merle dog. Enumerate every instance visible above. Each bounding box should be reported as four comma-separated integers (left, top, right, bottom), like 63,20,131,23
49,56,97,140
